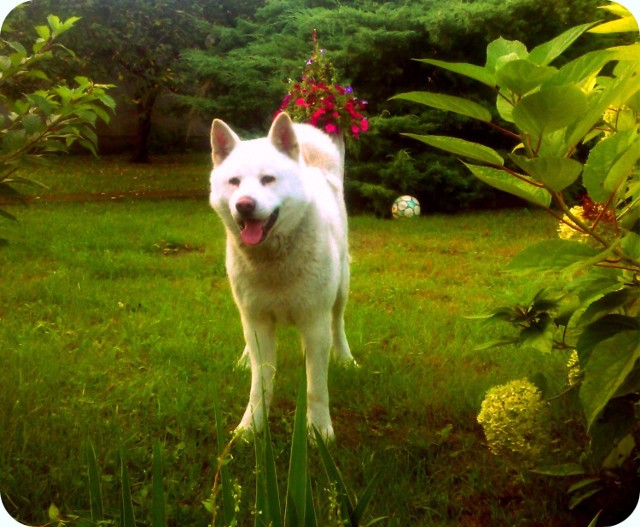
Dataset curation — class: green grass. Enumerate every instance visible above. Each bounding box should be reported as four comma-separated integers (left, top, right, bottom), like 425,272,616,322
0,156,592,526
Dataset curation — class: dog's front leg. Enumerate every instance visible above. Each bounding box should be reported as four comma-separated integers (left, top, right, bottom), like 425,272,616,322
236,317,276,437
301,314,334,441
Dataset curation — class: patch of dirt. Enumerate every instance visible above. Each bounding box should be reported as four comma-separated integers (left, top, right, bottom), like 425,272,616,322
0,189,208,204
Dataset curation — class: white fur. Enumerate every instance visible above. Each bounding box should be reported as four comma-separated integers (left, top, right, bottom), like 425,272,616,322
209,112,355,440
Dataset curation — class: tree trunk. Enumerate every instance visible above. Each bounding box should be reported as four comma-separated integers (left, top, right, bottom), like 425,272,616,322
130,91,158,164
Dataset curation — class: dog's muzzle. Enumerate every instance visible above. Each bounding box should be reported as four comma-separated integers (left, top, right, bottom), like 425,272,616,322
235,199,279,246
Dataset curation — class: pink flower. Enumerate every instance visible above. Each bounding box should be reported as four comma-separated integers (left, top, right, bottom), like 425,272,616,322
325,123,338,134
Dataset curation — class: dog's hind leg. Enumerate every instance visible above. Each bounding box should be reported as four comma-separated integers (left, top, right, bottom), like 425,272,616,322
331,261,355,366
236,317,276,437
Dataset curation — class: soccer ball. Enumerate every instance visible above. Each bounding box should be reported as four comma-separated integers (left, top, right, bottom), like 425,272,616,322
391,195,421,219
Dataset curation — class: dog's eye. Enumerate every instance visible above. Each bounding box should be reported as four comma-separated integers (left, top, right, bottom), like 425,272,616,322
228,177,240,186
261,175,276,185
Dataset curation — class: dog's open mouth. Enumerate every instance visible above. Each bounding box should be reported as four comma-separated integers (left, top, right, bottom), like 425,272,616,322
239,208,279,246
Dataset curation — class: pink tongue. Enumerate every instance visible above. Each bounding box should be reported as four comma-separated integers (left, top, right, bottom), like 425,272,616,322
241,219,265,246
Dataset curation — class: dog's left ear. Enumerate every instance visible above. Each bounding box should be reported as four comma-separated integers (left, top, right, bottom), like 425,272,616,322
269,112,300,161
211,119,240,167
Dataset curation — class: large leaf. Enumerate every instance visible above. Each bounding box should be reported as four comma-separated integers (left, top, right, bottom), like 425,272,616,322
462,162,551,207
509,155,582,191
589,16,639,34
544,48,616,88
580,330,640,429
495,60,557,96
415,58,495,87
390,92,491,122
529,22,596,66
402,134,504,165
485,37,529,73
583,129,639,202
512,84,588,136
507,240,599,274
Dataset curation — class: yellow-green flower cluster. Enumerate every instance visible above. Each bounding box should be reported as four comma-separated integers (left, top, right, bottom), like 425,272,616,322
567,350,582,387
557,206,590,242
477,378,550,467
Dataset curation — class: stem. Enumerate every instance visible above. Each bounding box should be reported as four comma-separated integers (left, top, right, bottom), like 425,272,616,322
484,120,521,140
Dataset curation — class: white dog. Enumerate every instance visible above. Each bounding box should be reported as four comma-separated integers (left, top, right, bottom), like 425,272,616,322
209,112,355,440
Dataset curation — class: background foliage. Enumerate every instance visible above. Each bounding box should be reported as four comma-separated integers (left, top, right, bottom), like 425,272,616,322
5,0,610,213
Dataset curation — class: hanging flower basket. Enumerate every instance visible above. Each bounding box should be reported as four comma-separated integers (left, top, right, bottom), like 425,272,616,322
276,31,368,140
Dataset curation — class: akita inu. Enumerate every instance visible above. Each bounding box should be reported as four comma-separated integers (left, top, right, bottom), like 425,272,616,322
209,112,355,440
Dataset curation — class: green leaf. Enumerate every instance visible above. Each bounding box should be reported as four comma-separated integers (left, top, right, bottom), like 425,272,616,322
35,25,51,41
580,330,640,429
529,22,596,66
21,113,43,135
579,288,638,327
512,84,588,136
530,463,586,476
589,16,639,34
583,129,639,202
47,14,62,35
462,162,551,207
314,428,355,521
285,373,309,527
545,49,615,88
495,60,557,96
352,470,383,524
415,58,495,87
485,37,529,73
390,92,491,122
506,240,599,274
508,155,582,191
402,134,504,165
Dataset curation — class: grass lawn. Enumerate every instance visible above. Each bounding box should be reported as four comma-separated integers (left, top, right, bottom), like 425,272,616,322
0,155,594,526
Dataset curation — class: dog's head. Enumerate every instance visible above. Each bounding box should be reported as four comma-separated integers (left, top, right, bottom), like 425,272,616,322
209,113,309,247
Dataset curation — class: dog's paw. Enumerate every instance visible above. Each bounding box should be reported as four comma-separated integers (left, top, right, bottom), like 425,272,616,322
309,423,335,445
334,355,359,369
234,423,258,442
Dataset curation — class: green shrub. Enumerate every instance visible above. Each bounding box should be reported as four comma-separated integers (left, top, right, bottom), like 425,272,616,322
394,4,639,523
0,15,114,243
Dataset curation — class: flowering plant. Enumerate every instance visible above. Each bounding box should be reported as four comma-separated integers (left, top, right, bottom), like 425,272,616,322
277,33,368,139
395,2,639,518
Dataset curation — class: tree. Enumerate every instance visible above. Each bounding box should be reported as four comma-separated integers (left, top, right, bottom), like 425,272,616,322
7,0,226,162
0,14,114,243
179,0,604,213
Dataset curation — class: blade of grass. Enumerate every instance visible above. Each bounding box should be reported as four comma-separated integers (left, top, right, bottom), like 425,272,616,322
305,471,318,527
85,441,103,522
352,470,384,525
262,399,283,527
313,427,354,523
214,399,236,527
152,441,166,527
120,449,135,527
285,373,309,527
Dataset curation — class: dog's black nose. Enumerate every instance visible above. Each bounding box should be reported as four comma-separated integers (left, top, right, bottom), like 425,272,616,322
236,196,256,216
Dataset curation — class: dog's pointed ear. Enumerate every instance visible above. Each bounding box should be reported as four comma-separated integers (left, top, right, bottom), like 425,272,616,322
269,112,300,161
211,119,240,167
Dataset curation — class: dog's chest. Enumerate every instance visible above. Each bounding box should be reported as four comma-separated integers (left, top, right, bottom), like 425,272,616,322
227,238,339,324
